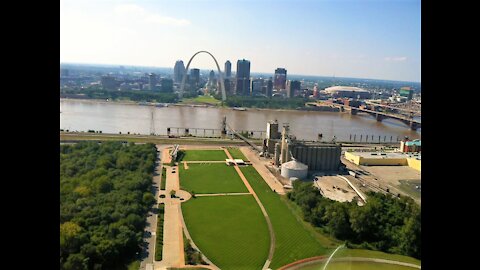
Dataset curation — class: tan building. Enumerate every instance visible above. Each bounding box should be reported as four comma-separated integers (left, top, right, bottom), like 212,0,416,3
345,151,421,171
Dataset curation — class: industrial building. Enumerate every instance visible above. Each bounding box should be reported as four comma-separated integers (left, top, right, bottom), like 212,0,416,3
324,86,371,99
344,151,421,171
281,159,308,179
263,120,342,178
400,139,421,153
399,87,414,100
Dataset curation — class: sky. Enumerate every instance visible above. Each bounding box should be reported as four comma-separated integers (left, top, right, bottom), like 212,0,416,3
60,0,421,82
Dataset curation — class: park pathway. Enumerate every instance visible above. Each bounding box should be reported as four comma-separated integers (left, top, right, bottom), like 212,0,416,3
223,148,276,270
154,165,185,270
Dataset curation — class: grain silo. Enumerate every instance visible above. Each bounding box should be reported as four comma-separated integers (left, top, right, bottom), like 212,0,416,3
281,159,308,179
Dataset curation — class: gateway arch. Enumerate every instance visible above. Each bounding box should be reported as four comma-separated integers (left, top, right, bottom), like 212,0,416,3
179,51,227,101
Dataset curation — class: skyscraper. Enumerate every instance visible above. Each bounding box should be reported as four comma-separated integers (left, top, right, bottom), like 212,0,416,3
149,73,157,90
225,60,232,78
286,80,301,98
209,70,215,81
173,60,186,83
236,59,250,95
251,78,264,96
274,68,287,90
190,68,200,85
160,78,173,92
266,78,273,97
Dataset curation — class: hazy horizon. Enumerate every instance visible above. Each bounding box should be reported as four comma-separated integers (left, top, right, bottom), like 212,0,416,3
60,0,421,82
60,61,421,84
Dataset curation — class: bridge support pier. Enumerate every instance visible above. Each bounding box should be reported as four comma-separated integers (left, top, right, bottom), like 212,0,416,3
375,113,384,122
410,121,419,131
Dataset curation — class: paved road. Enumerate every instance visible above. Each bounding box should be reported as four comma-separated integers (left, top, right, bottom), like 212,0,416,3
155,165,185,269
140,147,166,270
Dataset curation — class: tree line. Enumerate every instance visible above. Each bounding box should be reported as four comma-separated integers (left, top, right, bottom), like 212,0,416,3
61,86,178,103
223,96,307,109
288,181,421,259
60,141,158,269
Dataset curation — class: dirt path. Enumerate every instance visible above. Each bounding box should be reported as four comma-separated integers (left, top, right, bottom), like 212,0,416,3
182,161,226,163
223,148,276,270
240,147,286,194
183,161,189,170
194,192,251,197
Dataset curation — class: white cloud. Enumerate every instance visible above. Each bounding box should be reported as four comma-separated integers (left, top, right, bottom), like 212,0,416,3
384,56,407,62
114,4,190,26
114,4,145,16
145,14,190,26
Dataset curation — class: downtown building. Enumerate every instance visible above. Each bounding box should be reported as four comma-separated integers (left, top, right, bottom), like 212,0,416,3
251,78,264,96
266,78,273,97
235,59,251,95
189,68,200,85
286,80,301,98
173,60,186,83
225,60,232,78
274,68,287,90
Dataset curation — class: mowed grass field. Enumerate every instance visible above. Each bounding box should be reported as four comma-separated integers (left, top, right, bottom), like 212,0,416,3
226,147,248,160
179,150,227,161
240,166,329,269
182,196,270,270
298,261,419,270
179,163,248,194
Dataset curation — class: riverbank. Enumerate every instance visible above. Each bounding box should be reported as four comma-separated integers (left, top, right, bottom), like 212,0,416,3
60,97,339,113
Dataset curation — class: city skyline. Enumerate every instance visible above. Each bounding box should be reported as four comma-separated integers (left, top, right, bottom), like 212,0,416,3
60,0,421,82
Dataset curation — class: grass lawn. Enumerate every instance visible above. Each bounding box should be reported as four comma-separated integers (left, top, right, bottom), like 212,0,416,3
298,261,418,270
127,260,140,270
179,163,248,194
181,95,222,105
182,196,270,270
155,204,165,261
179,150,227,161
226,147,248,160
160,167,166,190
240,166,332,269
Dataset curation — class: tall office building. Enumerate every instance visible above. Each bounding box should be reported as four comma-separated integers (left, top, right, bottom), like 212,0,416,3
224,79,232,94
173,60,186,83
225,60,232,78
209,70,215,81
160,78,173,92
286,80,301,98
251,78,264,96
266,78,273,97
149,73,158,90
274,68,287,90
236,59,251,95
190,68,200,85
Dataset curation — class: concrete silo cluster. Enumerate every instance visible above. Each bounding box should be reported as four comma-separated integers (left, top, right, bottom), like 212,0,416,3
263,120,342,179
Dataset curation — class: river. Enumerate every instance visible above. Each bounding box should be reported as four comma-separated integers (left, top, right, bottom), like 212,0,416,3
60,99,421,142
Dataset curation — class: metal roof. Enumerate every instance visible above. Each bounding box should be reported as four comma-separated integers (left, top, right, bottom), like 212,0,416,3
281,160,308,170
